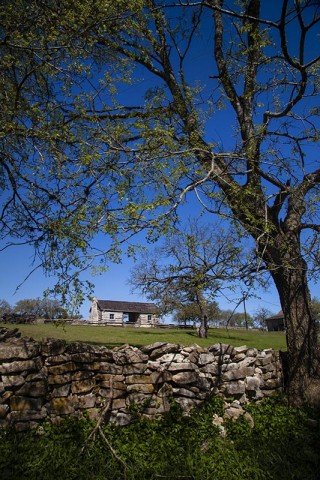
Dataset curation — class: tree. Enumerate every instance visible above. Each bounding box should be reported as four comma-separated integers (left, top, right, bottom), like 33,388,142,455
253,307,274,330
130,220,245,338
174,300,220,328
0,299,12,318
1,1,319,404
14,297,68,319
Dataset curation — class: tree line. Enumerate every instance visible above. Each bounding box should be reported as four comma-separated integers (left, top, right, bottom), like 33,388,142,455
0,298,75,320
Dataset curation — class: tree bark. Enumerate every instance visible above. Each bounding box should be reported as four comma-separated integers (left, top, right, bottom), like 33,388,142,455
196,289,208,338
265,234,320,406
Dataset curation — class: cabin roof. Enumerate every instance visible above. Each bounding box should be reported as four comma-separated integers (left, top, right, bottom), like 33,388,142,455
266,311,284,321
96,299,158,314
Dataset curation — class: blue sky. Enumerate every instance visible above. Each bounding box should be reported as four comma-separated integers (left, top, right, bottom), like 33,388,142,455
0,237,286,320
1,1,319,320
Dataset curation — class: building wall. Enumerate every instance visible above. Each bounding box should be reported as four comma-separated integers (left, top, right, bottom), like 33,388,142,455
88,299,158,326
101,310,123,324
0,327,283,431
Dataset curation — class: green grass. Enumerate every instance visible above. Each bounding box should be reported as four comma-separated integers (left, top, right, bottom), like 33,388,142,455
0,396,319,480
0,322,287,350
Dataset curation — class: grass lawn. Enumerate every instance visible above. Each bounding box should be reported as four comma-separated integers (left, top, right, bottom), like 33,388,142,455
0,322,287,350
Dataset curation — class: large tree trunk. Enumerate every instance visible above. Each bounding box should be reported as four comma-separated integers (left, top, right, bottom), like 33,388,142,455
265,234,320,406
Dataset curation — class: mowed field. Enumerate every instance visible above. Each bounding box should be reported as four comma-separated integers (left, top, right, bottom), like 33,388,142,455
0,322,287,351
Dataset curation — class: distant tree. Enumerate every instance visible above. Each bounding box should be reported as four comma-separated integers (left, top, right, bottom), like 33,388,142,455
229,312,253,329
173,300,220,328
130,220,246,338
0,299,12,318
216,308,253,329
253,307,274,330
13,297,68,319
14,299,42,316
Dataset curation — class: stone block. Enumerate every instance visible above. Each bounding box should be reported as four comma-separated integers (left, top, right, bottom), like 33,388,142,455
157,383,173,398
111,398,126,410
85,408,100,420
201,363,219,375
246,348,258,357
224,380,246,395
141,342,168,354
146,361,161,370
0,358,43,374
92,362,123,374
0,404,9,418
72,370,95,381
8,408,47,422
71,378,95,394
2,375,25,388
245,376,261,391
151,370,172,384
113,347,148,365
71,351,111,363
45,354,71,365
0,342,40,361
41,340,66,356
16,380,47,397
233,353,246,361
78,394,96,409
172,371,198,385
197,353,216,366
113,412,132,426
126,374,152,384
50,396,78,415
256,354,273,366
233,346,248,354
25,369,47,382
195,375,212,390
47,362,77,375
262,378,281,390
148,343,180,360
167,362,196,372
223,366,255,381
127,383,155,394
172,387,197,398
10,396,43,411
123,363,148,375
237,357,256,368
99,387,126,399
212,344,235,356
158,353,184,363
51,384,70,397
260,363,278,373
174,397,201,411
48,373,72,385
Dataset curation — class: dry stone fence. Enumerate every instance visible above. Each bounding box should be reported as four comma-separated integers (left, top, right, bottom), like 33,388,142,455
0,328,283,431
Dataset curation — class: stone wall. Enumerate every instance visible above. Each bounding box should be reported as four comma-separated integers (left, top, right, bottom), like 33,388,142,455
0,328,283,431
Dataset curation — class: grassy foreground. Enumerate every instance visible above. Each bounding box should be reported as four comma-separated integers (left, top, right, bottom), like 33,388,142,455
0,322,286,350
0,395,319,480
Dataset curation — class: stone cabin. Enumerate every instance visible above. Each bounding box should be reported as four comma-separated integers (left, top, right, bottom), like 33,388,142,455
89,298,159,327
265,311,285,332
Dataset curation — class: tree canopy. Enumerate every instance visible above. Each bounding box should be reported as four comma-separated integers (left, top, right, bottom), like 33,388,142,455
129,219,246,336
1,0,320,404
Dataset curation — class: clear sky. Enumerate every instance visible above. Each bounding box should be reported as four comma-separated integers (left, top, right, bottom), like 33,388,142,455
0,230,287,320
1,1,319,321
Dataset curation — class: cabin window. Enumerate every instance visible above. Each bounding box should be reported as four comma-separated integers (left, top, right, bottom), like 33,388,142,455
148,314,152,322
110,313,114,320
